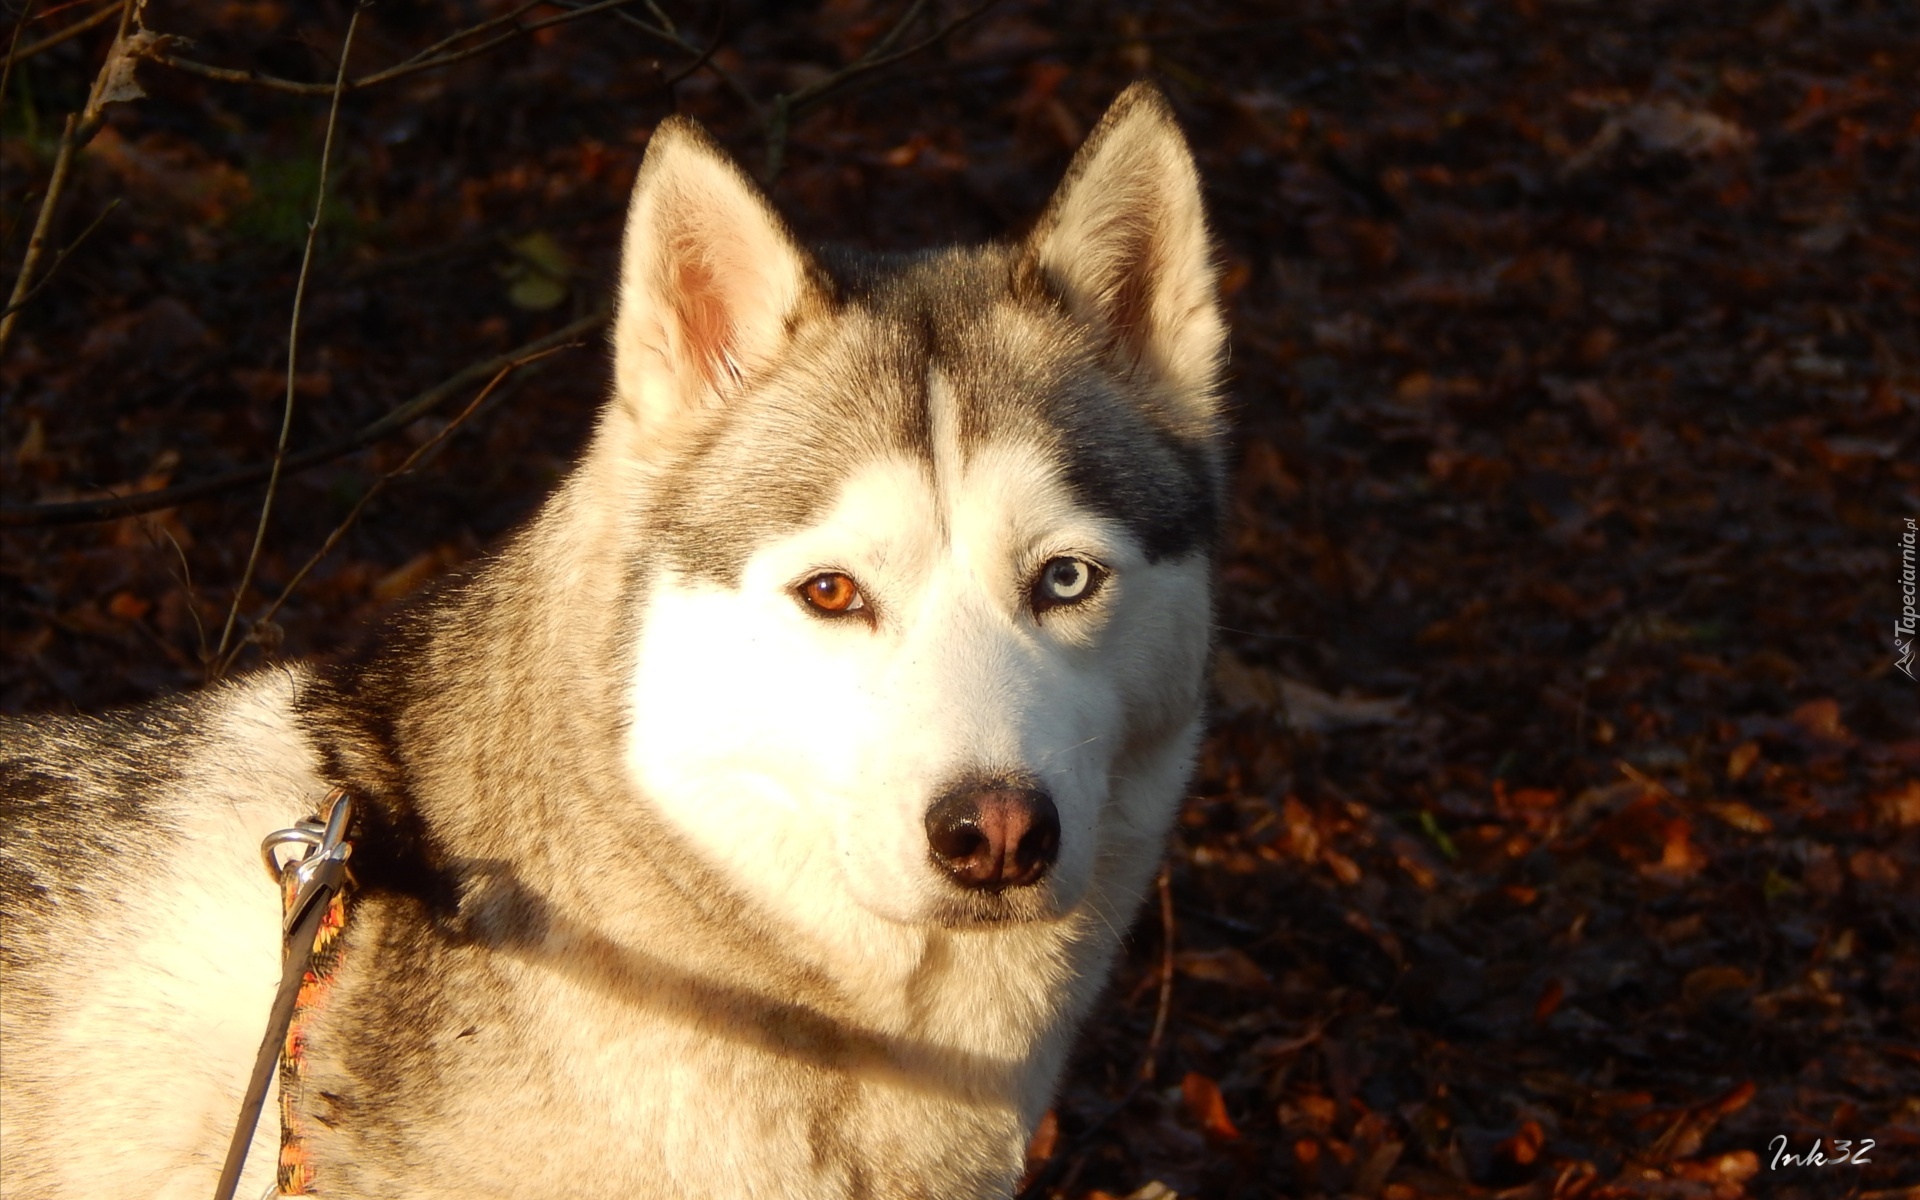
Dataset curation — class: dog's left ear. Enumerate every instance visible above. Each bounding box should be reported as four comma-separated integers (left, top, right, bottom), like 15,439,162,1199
1024,84,1225,410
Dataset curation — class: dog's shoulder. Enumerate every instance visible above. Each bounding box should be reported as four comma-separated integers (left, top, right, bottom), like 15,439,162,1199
1,670,327,936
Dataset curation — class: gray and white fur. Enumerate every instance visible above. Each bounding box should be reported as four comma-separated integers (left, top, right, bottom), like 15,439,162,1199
0,83,1227,1199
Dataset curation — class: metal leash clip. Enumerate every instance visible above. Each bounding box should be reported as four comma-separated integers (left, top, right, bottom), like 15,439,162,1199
260,788,354,934
217,788,357,1200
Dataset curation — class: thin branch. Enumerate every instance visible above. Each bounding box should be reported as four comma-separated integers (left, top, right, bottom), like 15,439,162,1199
558,0,760,119
0,311,608,527
651,4,729,95
760,0,1002,182
1143,865,1177,1082
152,0,645,97
212,4,362,673
0,117,80,358
0,0,132,360
3,0,120,68
0,0,34,130
0,198,119,320
786,0,935,108
1014,864,1178,1200
793,6,1408,111
157,523,210,668
216,346,563,675
340,208,620,284
386,0,547,72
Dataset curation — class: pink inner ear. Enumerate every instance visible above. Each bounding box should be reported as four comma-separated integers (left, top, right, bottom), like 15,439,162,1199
670,252,739,392
679,261,729,387
1094,213,1163,369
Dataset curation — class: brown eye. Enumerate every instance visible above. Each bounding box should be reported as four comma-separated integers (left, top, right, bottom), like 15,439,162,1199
799,572,865,616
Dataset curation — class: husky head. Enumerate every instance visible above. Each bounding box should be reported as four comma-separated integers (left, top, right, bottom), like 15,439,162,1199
606,86,1226,936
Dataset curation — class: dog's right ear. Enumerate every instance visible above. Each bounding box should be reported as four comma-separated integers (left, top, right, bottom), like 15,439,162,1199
613,119,817,444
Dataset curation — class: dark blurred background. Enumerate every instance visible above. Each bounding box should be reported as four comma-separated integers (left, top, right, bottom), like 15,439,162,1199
3,1,1916,1196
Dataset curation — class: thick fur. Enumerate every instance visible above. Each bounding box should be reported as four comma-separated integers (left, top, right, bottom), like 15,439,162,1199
0,84,1226,1199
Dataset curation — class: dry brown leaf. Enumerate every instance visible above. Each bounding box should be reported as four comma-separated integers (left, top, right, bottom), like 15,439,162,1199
1682,965,1754,1007
1871,779,1920,827
1726,741,1762,782
1704,800,1773,834
1176,947,1271,990
1790,697,1853,743
1023,1108,1058,1167
1670,1150,1761,1183
1180,1072,1240,1141
1534,977,1566,1024
1212,652,1407,732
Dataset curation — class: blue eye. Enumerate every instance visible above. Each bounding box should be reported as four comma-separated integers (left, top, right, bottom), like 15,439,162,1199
1032,557,1104,611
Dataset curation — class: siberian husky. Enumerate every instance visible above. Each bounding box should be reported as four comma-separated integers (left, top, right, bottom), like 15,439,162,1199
0,83,1227,1199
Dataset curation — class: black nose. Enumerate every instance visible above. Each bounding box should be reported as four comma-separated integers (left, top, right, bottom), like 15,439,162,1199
925,784,1060,892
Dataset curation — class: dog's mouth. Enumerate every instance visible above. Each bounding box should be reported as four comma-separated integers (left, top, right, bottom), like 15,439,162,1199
927,884,1057,928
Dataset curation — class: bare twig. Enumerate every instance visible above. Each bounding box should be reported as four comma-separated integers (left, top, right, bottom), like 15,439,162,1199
1014,864,1178,1200
340,205,621,283
0,199,119,320
0,0,34,130
218,346,566,675
649,5,730,96
1142,865,1177,1082
0,0,133,359
791,6,1407,112
0,310,608,527
548,0,757,117
152,0,644,97
0,114,82,359
212,3,362,674
3,0,120,69
385,0,548,73
759,0,1002,181
157,523,210,667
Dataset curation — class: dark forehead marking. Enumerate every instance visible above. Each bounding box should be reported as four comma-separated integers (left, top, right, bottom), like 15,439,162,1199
644,245,1219,585
927,269,1220,563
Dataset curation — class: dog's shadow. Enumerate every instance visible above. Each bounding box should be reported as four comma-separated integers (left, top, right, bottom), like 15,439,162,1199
442,859,1022,1104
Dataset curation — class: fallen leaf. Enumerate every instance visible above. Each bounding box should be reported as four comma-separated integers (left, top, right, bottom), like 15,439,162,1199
1704,800,1773,834
1639,817,1708,885
1566,100,1753,173
1670,1150,1761,1183
1181,1072,1240,1141
1789,697,1853,743
1849,849,1901,887
1871,779,1920,827
1495,1120,1545,1166
1534,978,1566,1024
1276,676,1407,733
1322,848,1363,885
371,548,453,603
1726,740,1761,782
1023,1108,1058,1167
1212,652,1408,731
501,232,574,311
1175,947,1271,989
94,30,169,109
1682,965,1754,1007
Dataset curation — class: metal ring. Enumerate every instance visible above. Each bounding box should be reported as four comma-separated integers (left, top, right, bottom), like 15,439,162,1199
260,826,323,882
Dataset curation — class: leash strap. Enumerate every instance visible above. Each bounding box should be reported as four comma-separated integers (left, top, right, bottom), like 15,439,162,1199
212,790,354,1200
275,879,350,1194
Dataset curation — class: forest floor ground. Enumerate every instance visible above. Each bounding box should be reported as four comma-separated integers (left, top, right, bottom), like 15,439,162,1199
4,1,1918,1196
